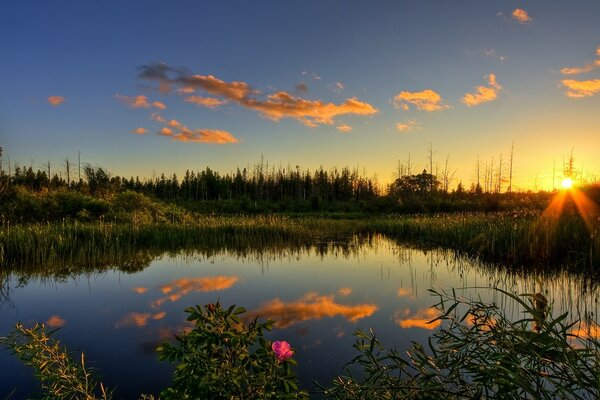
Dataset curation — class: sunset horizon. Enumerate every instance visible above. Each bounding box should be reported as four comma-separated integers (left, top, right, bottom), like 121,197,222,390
2,1,599,191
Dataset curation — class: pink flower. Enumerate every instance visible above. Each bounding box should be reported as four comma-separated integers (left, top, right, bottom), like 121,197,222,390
272,340,294,362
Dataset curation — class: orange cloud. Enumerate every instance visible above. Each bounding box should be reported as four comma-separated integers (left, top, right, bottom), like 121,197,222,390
394,308,441,330
250,292,378,328
47,96,65,106
462,73,502,106
396,119,419,132
561,79,600,98
150,276,239,309
338,287,352,296
46,315,66,328
153,115,239,144
137,64,377,127
181,74,253,101
115,311,167,328
132,287,148,294
159,126,173,136
243,92,377,126
131,128,147,135
560,46,600,75
116,94,165,109
512,8,532,24
152,101,166,110
336,124,352,133
185,96,226,109
393,89,448,112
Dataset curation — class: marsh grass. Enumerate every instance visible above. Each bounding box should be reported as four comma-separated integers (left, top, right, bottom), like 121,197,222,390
1,212,599,277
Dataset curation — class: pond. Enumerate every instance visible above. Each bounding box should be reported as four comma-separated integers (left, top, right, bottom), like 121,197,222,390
1,234,599,398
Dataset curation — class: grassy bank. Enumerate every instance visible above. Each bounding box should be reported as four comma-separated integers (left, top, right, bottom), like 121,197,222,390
1,211,599,278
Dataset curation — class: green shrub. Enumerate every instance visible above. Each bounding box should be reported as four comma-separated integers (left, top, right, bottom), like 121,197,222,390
158,302,307,399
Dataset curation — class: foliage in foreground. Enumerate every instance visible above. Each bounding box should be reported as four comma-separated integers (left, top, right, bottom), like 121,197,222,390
322,288,600,399
3,289,600,399
1,323,111,400
157,302,307,399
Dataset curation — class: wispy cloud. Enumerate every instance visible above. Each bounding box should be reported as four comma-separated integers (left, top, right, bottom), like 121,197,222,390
116,94,166,109
301,70,321,81
484,49,507,62
137,63,378,127
561,79,600,98
396,119,420,133
393,90,448,112
336,124,352,133
47,96,65,106
511,8,532,24
185,95,226,109
560,46,600,75
151,112,166,123
462,73,502,106
155,118,238,144
132,127,147,135
295,82,308,93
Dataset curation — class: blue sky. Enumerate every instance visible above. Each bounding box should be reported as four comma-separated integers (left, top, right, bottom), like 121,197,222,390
1,0,599,190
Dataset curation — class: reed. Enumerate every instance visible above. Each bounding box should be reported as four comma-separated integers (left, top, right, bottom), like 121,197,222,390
1,212,599,279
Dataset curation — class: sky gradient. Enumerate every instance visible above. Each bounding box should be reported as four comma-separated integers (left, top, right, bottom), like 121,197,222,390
1,1,599,190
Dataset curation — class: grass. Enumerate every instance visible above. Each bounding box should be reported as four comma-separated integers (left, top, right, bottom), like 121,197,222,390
1,211,599,280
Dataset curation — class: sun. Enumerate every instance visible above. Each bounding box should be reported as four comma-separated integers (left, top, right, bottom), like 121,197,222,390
561,178,573,190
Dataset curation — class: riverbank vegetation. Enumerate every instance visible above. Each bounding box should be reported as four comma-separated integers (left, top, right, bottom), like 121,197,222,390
3,289,600,399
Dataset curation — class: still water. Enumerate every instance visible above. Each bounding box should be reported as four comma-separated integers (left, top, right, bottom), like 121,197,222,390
1,234,598,398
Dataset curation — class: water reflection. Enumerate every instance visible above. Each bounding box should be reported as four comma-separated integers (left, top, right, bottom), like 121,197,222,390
394,308,441,330
249,292,378,328
45,315,66,328
1,234,600,399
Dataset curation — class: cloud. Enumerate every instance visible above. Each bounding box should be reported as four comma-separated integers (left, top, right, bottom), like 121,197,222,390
393,89,448,112
46,315,66,328
151,112,166,123
185,96,227,109
152,101,166,110
336,124,352,133
301,70,321,80
394,308,441,330
137,63,377,127
396,119,420,132
115,311,166,328
561,79,600,98
179,74,254,101
131,127,147,135
462,73,502,106
249,292,378,328
511,8,532,24
295,82,308,93
133,287,148,293
156,118,238,144
560,46,600,75
330,81,344,93
47,96,65,106
338,287,352,296
116,94,166,109
484,49,507,62
243,92,377,126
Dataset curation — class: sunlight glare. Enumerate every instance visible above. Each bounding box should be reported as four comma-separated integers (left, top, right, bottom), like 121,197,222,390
561,178,573,190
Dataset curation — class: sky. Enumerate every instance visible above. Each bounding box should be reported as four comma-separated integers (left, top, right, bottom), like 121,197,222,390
1,0,599,191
